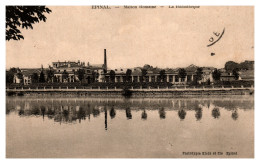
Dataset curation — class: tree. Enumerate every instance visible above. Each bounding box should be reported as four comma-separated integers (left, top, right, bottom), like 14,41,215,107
77,69,85,83
109,70,116,82
178,68,187,82
126,69,132,82
232,68,239,80
31,73,39,83
46,69,54,83
159,69,166,82
39,71,45,83
6,71,14,84
62,70,68,82
195,67,203,83
224,61,239,72
91,71,98,83
212,69,221,81
141,69,147,82
6,6,52,41
143,64,153,70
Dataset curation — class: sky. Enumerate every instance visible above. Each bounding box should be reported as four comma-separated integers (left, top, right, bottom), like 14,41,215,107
6,6,254,69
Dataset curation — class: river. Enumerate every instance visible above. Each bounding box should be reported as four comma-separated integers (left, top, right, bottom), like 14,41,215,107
6,95,254,158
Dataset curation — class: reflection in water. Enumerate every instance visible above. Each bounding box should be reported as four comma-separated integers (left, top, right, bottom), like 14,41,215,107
6,97,254,158
105,106,107,130
178,109,186,120
6,97,254,124
159,107,166,119
212,108,220,119
41,106,46,120
141,109,147,120
110,106,116,119
126,107,132,119
232,110,239,121
195,107,202,121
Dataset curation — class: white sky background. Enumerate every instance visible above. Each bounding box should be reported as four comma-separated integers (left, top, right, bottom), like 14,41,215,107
6,6,254,69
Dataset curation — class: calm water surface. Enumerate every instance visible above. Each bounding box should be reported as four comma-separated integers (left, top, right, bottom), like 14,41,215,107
6,96,254,158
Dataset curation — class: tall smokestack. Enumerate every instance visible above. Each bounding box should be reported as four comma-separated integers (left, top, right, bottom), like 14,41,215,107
104,49,107,71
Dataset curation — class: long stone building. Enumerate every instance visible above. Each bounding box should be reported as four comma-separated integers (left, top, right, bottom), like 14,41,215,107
8,49,254,85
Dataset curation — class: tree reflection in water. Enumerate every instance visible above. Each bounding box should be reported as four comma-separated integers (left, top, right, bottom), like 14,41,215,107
110,106,116,119
141,109,147,120
40,106,45,120
92,107,100,117
159,107,166,119
6,97,252,124
77,107,86,123
126,107,132,119
232,110,238,120
178,109,186,120
195,107,202,121
212,108,220,119
18,109,24,116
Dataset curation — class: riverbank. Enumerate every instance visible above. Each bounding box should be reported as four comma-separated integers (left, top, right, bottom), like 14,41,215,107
6,86,254,97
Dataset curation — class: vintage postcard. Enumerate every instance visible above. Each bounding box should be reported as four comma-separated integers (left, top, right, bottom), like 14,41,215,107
6,6,254,158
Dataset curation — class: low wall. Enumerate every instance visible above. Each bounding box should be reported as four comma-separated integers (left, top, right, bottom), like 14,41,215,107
6,87,254,98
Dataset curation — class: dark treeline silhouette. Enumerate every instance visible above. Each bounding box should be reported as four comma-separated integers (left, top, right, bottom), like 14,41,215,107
6,98,249,124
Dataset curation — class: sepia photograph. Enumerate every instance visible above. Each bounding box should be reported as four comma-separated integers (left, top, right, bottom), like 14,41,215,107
5,5,254,158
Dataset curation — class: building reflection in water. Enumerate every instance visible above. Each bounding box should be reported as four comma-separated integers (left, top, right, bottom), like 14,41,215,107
6,97,254,125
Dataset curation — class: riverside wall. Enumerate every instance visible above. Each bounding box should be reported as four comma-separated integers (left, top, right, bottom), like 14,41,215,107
6,87,254,98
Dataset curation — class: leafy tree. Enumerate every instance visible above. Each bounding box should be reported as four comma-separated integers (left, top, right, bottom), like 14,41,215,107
53,75,58,83
126,69,132,82
62,70,68,82
141,69,147,82
6,67,21,84
39,71,45,83
77,69,85,83
6,6,52,41
232,68,239,80
195,67,203,83
159,69,166,82
178,68,187,81
91,71,97,83
143,64,153,70
6,71,14,84
32,73,39,83
224,61,239,72
109,70,116,82
212,69,221,81
46,69,54,83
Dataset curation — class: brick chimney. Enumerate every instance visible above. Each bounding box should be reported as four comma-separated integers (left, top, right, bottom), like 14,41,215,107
104,49,107,71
